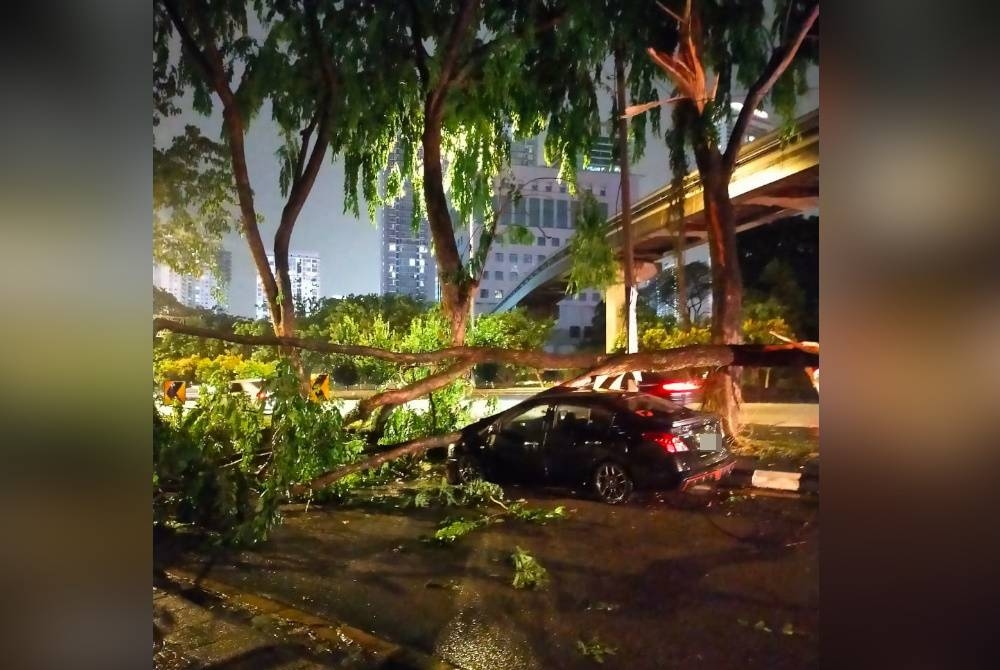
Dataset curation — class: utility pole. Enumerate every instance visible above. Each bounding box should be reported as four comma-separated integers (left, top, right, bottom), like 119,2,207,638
614,44,638,354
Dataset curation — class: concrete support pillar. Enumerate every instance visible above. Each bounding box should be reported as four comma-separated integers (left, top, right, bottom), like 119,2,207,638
605,282,625,354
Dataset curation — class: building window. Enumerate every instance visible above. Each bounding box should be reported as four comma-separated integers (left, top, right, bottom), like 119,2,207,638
592,292,601,302
584,326,593,339
495,252,503,261
480,289,488,299
528,198,541,228
537,254,545,263
508,253,517,262
510,271,519,281
531,183,538,190
494,290,504,300
551,237,560,247
599,187,606,196
544,183,552,192
523,254,532,264
495,270,503,280
556,200,569,229
569,326,581,338
537,236,545,246
542,199,554,228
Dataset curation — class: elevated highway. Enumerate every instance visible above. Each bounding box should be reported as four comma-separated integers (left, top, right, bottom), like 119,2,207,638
490,109,819,315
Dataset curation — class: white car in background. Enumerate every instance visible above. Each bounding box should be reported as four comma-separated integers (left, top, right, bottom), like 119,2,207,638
229,378,274,412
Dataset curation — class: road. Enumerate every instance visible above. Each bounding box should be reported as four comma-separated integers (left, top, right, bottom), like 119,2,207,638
169,485,818,669
167,386,819,428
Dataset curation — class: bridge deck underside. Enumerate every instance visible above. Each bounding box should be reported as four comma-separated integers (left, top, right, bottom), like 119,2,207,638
517,164,819,312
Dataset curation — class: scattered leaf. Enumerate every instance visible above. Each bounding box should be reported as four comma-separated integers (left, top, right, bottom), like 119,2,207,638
576,636,618,663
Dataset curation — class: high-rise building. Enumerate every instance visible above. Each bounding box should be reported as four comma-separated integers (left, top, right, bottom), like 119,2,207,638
153,249,231,311
473,163,636,352
583,136,616,172
379,148,438,302
377,136,637,350
510,138,539,167
255,252,320,319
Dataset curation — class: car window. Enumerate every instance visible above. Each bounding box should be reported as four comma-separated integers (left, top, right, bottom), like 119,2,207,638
554,404,591,429
553,403,614,436
499,403,550,438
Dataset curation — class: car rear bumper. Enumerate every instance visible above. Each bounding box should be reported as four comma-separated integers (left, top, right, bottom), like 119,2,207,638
678,455,737,490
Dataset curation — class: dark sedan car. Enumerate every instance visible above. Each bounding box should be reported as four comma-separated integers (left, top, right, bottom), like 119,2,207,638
446,390,735,504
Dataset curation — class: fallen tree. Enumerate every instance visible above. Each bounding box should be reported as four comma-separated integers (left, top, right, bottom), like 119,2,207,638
155,317,818,493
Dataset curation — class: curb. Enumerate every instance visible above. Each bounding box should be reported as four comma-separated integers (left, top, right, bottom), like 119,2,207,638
723,457,819,494
165,568,461,670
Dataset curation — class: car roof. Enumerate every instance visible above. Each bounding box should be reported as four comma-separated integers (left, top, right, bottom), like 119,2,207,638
523,389,648,406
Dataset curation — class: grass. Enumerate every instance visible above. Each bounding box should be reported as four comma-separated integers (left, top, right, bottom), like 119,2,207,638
731,425,818,465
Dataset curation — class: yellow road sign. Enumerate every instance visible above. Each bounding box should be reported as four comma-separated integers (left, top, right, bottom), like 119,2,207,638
310,373,330,402
163,380,186,403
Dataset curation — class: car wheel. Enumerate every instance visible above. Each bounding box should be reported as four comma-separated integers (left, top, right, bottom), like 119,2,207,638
592,461,634,505
448,453,484,485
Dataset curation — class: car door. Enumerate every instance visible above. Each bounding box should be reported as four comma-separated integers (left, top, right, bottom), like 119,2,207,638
487,402,552,483
545,402,615,484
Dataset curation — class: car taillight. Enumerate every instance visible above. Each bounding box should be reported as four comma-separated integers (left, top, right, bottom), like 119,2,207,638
642,431,689,452
661,381,701,392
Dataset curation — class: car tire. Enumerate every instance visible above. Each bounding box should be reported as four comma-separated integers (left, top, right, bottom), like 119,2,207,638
447,453,484,485
592,461,634,505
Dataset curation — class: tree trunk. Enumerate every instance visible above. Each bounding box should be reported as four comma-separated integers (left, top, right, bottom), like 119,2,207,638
441,281,473,346
692,140,744,436
674,226,689,328
421,105,471,346
614,46,638,354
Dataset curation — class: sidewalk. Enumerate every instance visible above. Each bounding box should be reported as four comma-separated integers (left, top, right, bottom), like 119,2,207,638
154,569,459,670
154,585,335,669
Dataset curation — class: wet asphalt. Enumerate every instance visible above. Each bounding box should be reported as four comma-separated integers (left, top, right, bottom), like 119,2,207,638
173,483,818,670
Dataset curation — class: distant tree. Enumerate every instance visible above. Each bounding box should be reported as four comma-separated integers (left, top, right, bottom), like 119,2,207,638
639,260,713,324
467,309,555,352
298,294,429,338
153,126,237,280
331,362,360,388
581,300,607,350
739,215,818,339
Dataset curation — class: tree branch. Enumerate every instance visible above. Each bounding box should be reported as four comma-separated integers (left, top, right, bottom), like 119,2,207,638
723,2,819,172
289,431,462,496
349,359,477,425
428,0,478,115
160,0,217,86
294,112,319,182
162,0,281,324
304,0,339,96
405,0,430,91
283,345,818,496
154,318,818,370
450,10,565,91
